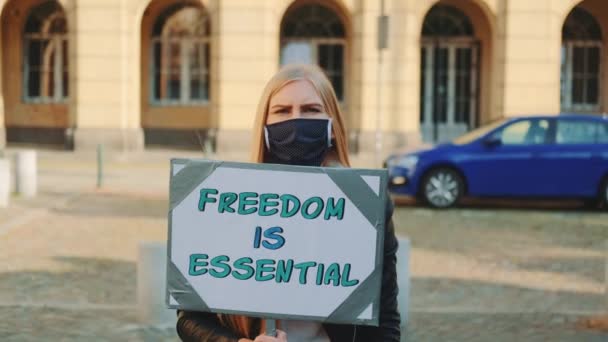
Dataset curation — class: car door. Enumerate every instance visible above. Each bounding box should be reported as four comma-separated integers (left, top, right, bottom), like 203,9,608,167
598,121,608,188
466,118,552,196
539,118,604,197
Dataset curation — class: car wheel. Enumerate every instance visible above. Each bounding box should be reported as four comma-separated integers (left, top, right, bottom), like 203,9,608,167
583,198,599,210
421,168,464,208
601,179,608,210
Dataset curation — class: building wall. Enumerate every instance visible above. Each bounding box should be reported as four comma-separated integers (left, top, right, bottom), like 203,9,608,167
499,0,560,116
0,0,605,154
1,0,72,147
214,0,281,155
570,0,608,114
70,0,144,150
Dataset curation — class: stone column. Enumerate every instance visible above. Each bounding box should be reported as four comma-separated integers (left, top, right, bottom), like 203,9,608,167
71,0,144,151
137,241,175,326
498,0,561,117
0,87,5,149
15,150,37,198
0,158,9,207
397,237,411,326
388,1,422,148
213,0,279,161
354,1,419,160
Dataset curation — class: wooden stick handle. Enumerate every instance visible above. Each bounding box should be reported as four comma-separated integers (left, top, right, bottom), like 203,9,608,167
265,319,277,337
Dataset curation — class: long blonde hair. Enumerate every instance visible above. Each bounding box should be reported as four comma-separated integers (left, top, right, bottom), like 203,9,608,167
218,64,351,338
249,64,351,167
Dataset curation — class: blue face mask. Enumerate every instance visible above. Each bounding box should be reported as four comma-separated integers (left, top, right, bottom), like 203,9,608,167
264,118,333,166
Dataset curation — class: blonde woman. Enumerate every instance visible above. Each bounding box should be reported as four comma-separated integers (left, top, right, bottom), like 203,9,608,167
176,64,400,342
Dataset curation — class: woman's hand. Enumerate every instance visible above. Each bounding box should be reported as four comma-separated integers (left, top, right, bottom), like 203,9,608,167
252,330,287,342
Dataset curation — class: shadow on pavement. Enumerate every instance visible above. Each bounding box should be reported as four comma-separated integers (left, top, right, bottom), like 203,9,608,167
512,255,605,284
0,257,605,341
393,195,607,213
392,203,606,289
402,311,607,341
51,192,168,219
0,306,177,342
410,277,604,314
0,257,137,305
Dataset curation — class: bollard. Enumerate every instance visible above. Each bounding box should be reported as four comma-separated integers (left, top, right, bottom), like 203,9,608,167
15,150,37,198
397,237,411,327
0,158,9,207
137,241,175,327
97,144,103,188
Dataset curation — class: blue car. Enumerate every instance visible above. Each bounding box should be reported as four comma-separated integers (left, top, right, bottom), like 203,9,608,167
385,114,608,208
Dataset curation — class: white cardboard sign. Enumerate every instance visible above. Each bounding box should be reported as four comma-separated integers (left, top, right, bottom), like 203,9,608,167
166,159,387,325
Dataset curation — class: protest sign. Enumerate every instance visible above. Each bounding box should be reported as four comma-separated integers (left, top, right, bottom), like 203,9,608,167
166,159,387,325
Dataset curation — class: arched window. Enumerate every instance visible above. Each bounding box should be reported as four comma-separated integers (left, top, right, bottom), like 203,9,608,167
280,3,346,100
151,4,210,105
561,7,602,112
23,1,68,103
422,5,474,37
563,7,602,41
420,4,478,143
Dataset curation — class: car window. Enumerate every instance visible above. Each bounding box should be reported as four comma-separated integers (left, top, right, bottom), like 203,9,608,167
598,123,608,143
499,119,549,145
452,118,508,145
555,120,597,144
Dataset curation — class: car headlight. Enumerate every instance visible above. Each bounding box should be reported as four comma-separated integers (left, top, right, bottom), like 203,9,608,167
396,155,418,169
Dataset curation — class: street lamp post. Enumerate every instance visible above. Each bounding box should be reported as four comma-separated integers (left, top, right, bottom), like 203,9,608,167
375,0,389,167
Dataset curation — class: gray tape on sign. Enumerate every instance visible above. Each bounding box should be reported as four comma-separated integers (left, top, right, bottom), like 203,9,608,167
167,261,210,311
170,160,221,210
326,267,382,321
324,167,381,229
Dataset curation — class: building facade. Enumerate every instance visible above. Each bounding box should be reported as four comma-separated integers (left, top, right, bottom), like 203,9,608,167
0,0,606,157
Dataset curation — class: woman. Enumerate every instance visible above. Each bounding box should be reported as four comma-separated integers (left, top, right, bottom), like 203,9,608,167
176,64,400,342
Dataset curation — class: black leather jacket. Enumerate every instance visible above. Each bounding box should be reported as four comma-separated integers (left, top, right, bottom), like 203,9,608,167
176,198,401,342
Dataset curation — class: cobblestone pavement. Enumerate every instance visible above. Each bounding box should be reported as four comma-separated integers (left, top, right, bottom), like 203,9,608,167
0,308,605,342
0,149,607,341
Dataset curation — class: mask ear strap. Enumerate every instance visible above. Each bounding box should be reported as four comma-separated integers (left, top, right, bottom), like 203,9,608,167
327,119,333,147
263,126,271,150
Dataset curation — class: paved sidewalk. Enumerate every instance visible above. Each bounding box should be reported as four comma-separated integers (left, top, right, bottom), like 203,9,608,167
0,148,606,341
1,307,606,341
